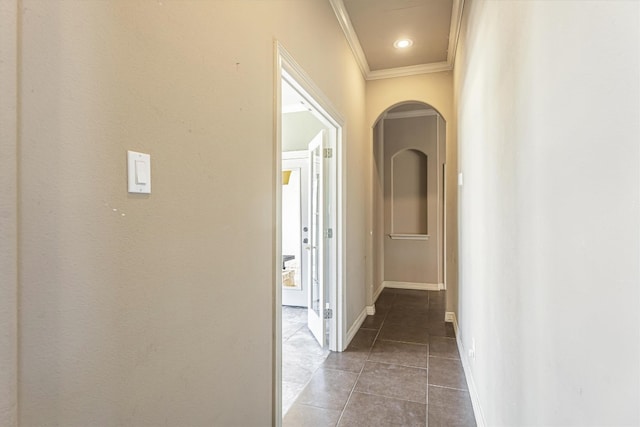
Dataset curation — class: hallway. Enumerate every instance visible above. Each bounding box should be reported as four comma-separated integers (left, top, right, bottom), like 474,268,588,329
284,288,475,426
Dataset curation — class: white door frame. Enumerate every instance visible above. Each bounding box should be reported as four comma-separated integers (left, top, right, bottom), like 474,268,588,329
273,41,346,426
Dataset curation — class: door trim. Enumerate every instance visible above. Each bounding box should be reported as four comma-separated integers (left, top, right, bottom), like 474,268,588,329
273,41,346,426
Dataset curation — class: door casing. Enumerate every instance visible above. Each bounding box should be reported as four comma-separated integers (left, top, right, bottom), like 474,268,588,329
273,41,346,426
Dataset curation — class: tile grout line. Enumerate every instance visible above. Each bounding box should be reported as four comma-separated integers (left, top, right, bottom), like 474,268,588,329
428,383,473,393
281,309,331,418
426,291,430,427
428,354,462,361
334,292,395,426
330,290,446,426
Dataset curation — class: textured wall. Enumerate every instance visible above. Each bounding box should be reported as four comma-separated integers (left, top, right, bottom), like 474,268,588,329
17,1,366,425
455,0,640,424
0,0,18,425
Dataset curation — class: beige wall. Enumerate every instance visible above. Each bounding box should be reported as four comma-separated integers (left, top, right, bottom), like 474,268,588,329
15,1,366,425
366,72,457,311
0,0,18,425
382,115,440,284
455,0,640,424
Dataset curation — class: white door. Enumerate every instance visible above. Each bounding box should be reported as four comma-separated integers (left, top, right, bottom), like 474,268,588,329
282,153,310,307
307,131,327,346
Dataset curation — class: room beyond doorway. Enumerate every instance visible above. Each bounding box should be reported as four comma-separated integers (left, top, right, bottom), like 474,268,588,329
275,43,346,424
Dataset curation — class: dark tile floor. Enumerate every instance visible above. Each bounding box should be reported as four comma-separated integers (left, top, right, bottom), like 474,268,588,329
284,288,476,427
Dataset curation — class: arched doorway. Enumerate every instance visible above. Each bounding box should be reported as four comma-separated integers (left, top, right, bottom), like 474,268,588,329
370,101,446,307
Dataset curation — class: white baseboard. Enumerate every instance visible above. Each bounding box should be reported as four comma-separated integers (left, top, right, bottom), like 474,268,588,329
444,311,455,323
366,305,376,315
450,312,487,427
345,308,368,349
383,281,441,291
373,284,385,302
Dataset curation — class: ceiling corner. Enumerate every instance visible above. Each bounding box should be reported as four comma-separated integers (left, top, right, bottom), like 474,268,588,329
328,0,370,78
447,0,465,68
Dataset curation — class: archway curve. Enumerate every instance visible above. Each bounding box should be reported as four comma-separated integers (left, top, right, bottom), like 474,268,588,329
372,100,447,129
366,98,449,312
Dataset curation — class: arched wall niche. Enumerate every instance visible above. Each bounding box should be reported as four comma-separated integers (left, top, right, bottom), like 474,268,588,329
390,148,429,235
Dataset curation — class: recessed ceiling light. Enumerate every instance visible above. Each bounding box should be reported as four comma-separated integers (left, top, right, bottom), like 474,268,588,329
394,39,413,49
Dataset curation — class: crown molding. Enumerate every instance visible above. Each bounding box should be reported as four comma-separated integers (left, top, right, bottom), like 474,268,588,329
329,0,465,80
367,61,451,80
447,0,465,67
328,0,371,77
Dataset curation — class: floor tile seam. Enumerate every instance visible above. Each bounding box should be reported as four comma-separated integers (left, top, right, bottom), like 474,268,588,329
383,320,432,327
427,383,471,393
293,398,350,414
364,359,428,371
290,401,343,416
427,354,461,361
426,338,430,408
319,366,361,377
286,353,330,409
387,307,431,314
376,338,428,348
348,389,429,406
382,321,431,330
336,324,384,426
375,337,430,346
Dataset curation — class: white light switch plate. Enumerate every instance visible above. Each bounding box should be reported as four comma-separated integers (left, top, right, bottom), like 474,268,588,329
128,150,151,194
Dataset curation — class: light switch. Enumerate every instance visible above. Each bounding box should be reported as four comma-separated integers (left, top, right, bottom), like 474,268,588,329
458,172,464,187
135,160,148,184
128,151,151,194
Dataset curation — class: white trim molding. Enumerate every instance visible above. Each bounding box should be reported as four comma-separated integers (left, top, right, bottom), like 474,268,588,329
384,109,437,120
447,0,465,67
329,0,465,80
367,61,451,80
328,0,370,77
373,284,385,302
346,308,368,348
444,311,456,323
383,281,442,291
450,313,487,427
365,305,376,316
389,233,429,241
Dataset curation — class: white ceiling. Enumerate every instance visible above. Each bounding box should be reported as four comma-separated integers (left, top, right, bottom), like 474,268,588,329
282,79,311,114
329,0,464,80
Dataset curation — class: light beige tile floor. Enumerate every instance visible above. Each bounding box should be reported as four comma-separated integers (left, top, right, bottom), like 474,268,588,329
282,306,330,415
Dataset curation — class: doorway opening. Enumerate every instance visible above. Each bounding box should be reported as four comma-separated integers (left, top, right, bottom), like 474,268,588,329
370,102,446,302
274,43,345,422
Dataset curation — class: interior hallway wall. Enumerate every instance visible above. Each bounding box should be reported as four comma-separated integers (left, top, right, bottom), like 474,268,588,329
454,0,640,424
366,72,457,312
16,1,366,425
0,0,18,425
